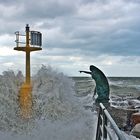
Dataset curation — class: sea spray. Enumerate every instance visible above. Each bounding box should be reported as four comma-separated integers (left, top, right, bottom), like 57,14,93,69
0,70,35,133
0,67,139,140
0,66,82,134
32,65,80,121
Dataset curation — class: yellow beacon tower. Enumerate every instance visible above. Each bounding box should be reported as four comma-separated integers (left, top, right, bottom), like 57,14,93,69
14,24,42,118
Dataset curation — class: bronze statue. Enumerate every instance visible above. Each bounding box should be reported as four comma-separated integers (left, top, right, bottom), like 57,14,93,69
80,65,110,103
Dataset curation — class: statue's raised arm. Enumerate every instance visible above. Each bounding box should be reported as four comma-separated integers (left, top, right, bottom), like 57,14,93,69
79,71,91,75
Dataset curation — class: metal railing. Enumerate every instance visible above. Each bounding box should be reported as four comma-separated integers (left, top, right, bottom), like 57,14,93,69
95,103,126,140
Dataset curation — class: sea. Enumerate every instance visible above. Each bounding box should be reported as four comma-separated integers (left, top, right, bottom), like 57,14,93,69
0,66,139,140
73,76,140,107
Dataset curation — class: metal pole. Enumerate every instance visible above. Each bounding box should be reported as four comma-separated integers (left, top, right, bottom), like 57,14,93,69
25,24,30,84
26,24,30,46
26,52,30,84
103,112,107,139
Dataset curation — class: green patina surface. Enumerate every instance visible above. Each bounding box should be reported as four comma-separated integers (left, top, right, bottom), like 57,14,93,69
90,65,109,103
80,65,110,103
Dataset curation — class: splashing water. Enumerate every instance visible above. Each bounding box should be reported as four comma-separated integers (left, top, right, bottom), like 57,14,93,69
0,66,95,140
32,65,80,120
0,66,139,140
0,70,36,134
0,66,78,131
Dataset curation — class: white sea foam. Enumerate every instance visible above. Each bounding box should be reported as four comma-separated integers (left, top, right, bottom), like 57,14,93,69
0,66,139,140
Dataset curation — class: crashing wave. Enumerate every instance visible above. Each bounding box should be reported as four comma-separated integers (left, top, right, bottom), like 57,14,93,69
32,65,79,120
0,66,139,140
0,65,79,134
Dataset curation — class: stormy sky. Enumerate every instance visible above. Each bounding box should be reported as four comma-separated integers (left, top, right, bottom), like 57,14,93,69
0,0,140,76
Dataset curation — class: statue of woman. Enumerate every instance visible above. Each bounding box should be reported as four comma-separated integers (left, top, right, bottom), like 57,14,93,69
80,65,110,103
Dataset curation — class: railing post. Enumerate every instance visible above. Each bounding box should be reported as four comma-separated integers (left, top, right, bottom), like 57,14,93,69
103,110,107,140
96,103,127,140
96,106,102,140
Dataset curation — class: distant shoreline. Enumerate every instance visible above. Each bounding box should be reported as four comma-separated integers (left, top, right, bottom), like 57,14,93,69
70,76,140,78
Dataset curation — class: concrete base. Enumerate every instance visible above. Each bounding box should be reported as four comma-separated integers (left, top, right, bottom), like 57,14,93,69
19,83,32,119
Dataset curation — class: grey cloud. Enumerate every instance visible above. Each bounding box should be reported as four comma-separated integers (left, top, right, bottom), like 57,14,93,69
0,0,78,34
124,0,140,3
0,0,140,76
0,0,19,5
25,1,77,19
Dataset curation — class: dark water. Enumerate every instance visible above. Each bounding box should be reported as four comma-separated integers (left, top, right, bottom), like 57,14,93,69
109,77,140,97
73,76,140,108
72,76,140,99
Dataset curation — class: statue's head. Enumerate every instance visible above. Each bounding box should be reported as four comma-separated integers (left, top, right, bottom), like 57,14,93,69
89,65,95,71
